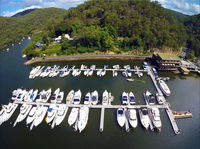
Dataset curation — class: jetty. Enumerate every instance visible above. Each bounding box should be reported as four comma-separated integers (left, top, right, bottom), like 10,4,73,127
147,65,181,134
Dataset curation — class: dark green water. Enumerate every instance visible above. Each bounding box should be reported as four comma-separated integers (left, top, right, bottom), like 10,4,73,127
0,39,199,149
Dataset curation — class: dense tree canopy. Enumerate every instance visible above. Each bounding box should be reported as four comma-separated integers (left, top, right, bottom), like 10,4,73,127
0,0,199,57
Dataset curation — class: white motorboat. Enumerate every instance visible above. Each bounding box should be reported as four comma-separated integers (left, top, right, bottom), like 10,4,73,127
12,88,23,100
127,109,138,128
156,93,164,104
151,108,162,131
66,90,74,104
102,90,109,105
30,106,48,130
40,66,51,77
96,69,102,76
84,68,90,76
127,69,132,77
1,103,18,124
117,108,126,127
112,65,119,77
78,106,89,133
29,66,41,79
100,68,106,77
45,105,57,124
122,92,128,105
56,91,64,103
158,79,171,96
0,105,7,125
73,90,81,105
91,90,98,105
36,90,46,102
41,88,52,103
24,89,33,102
129,92,136,104
88,65,96,76
50,88,60,103
16,90,27,101
33,66,45,78
72,69,81,77
26,107,37,125
139,107,150,130
68,108,79,126
13,104,32,127
145,91,156,105
55,105,68,126
60,66,70,77
84,92,91,105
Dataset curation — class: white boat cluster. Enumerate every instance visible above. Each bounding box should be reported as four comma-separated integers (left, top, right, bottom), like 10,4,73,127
116,107,162,131
0,89,114,132
29,65,144,79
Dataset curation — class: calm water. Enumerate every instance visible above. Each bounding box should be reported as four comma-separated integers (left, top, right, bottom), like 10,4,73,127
0,39,199,149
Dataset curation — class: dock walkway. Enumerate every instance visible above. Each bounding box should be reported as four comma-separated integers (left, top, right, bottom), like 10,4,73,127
147,66,180,134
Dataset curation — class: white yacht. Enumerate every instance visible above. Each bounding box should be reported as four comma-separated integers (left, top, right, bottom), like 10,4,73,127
117,108,126,127
88,65,96,76
30,106,48,130
16,89,27,101
60,66,70,77
55,105,68,126
156,93,164,104
56,91,64,103
45,105,57,124
29,66,41,79
84,68,90,76
96,69,102,76
122,92,128,105
73,90,82,105
91,90,98,105
139,107,150,130
68,108,79,126
11,88,23,100
145,91,156,105
33,66,45,78
84,92,91,105
37,88,51,103
129,92,136,104
0,105,7,125
50,88,60,103
102,90,109,105
40,66,51,77
66,90,74,104
26,107,37,125
158,79,171,96
13,104,32,127
151,108,162,131
24,89,33,102
127,109,138,128
78,106,89,133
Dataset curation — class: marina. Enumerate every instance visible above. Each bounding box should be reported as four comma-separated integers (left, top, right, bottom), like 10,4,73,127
0,39,199,149
0,62,189,134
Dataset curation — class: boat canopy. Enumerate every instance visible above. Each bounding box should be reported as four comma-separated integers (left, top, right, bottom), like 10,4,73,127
74,99,80,102
142,109,148,115
118,110,124,115
48,108,53,112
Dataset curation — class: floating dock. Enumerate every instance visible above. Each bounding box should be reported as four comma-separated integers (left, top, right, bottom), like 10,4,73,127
99,107,105,132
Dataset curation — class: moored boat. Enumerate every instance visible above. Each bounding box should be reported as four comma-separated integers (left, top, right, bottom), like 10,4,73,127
73,90,82,104
158,79,171,96
84,92,91,105
68,108,79,126
91,90,98,105
127,109,138,128
66,90,74,104
139,107,150,130
145,91,156,105
129,92,135,104
122,92,128,105
117,108,126,127
102,90,109,105
78,106,89,133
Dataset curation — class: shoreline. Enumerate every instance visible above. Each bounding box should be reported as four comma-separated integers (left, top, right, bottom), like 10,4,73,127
24,54,151,65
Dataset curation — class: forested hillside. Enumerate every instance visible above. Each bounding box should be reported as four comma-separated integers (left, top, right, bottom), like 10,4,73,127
0,0,199,58
0,8,66,49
